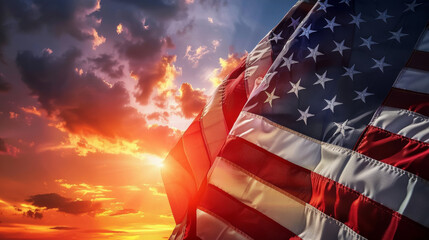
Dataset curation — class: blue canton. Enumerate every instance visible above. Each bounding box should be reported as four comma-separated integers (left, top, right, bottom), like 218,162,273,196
245,0,429,149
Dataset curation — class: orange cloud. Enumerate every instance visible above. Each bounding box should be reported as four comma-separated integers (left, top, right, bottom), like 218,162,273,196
209,52,246,87
134,55,181,105
147,111,170,122
16,49,181,157
116,23,123,34
21,106,42,116
90,28,106,50
175,83,207,119
9,111,18,119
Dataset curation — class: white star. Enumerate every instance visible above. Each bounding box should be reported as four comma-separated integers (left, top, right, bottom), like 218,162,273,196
264,88,280,107
288,17,301,29
360,36,378,50
332,40,350,56
349,13,365,29
339,0,351,6
404,0,422,12
280,53,298,70
314,71,333,89
324,17,340,32
323,95,342,113
342,64,360,80
270,31,283,43
306,44,323,62
297,106,314,125
334,120,354,137
389,28,408,43
318,0,333,12
288,78,306,98
300,24,316,39
371,57,391,72
353,87,374,103
376,10,393,23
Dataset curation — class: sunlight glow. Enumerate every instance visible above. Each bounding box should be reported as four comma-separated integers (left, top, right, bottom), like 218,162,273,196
140,153,165,168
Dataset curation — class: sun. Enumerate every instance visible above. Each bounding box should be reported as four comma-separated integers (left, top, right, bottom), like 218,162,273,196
140,153,165,168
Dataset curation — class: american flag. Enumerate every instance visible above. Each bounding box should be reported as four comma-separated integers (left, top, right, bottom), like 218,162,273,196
162,0,429,239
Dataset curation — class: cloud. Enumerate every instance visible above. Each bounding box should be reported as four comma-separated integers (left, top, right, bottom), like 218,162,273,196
0,73,11,92
0,0,102,59
175,83,207,119
26,193,102,215
0,138,20,157
23,209,43,219
109,208,138,216
15,48,181,156
209,52,246,87
185,41,220,67
176,19,195,35
89,54,124,79
148,185,167,197
90,28,106,50
50,226,78,230
20,106,42,116
134,55,181,105
184,45,210,67
147,112,170,122
113,0,189,20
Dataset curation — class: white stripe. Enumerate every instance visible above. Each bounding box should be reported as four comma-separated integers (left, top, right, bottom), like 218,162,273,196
393,68,429,94
371,106,429,143
196,209,252,240
416,29,429,52
201,83,228,161
230,111,429,227
208,157,365,240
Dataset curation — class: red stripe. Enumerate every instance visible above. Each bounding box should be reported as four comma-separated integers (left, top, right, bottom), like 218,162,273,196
222,61,248,131
199,184,300,240
219,136,429,239
356,126,429,180
162,137,197,224
406,50,429,72
182,114,212,185
220,136,312,203
383,88,429,117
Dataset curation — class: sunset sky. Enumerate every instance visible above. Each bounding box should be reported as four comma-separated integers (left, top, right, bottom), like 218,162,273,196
0,0,294,239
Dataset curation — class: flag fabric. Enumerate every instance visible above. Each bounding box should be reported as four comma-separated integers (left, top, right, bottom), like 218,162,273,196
162,0,429,239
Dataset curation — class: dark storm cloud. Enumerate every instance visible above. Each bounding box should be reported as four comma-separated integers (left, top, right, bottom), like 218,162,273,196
26,193,102,215
96,0,187,106
0,73,11,92
15,48,180,155
113,0,189,20
0,0,100,60
89,54,124,79
6,0,100,39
